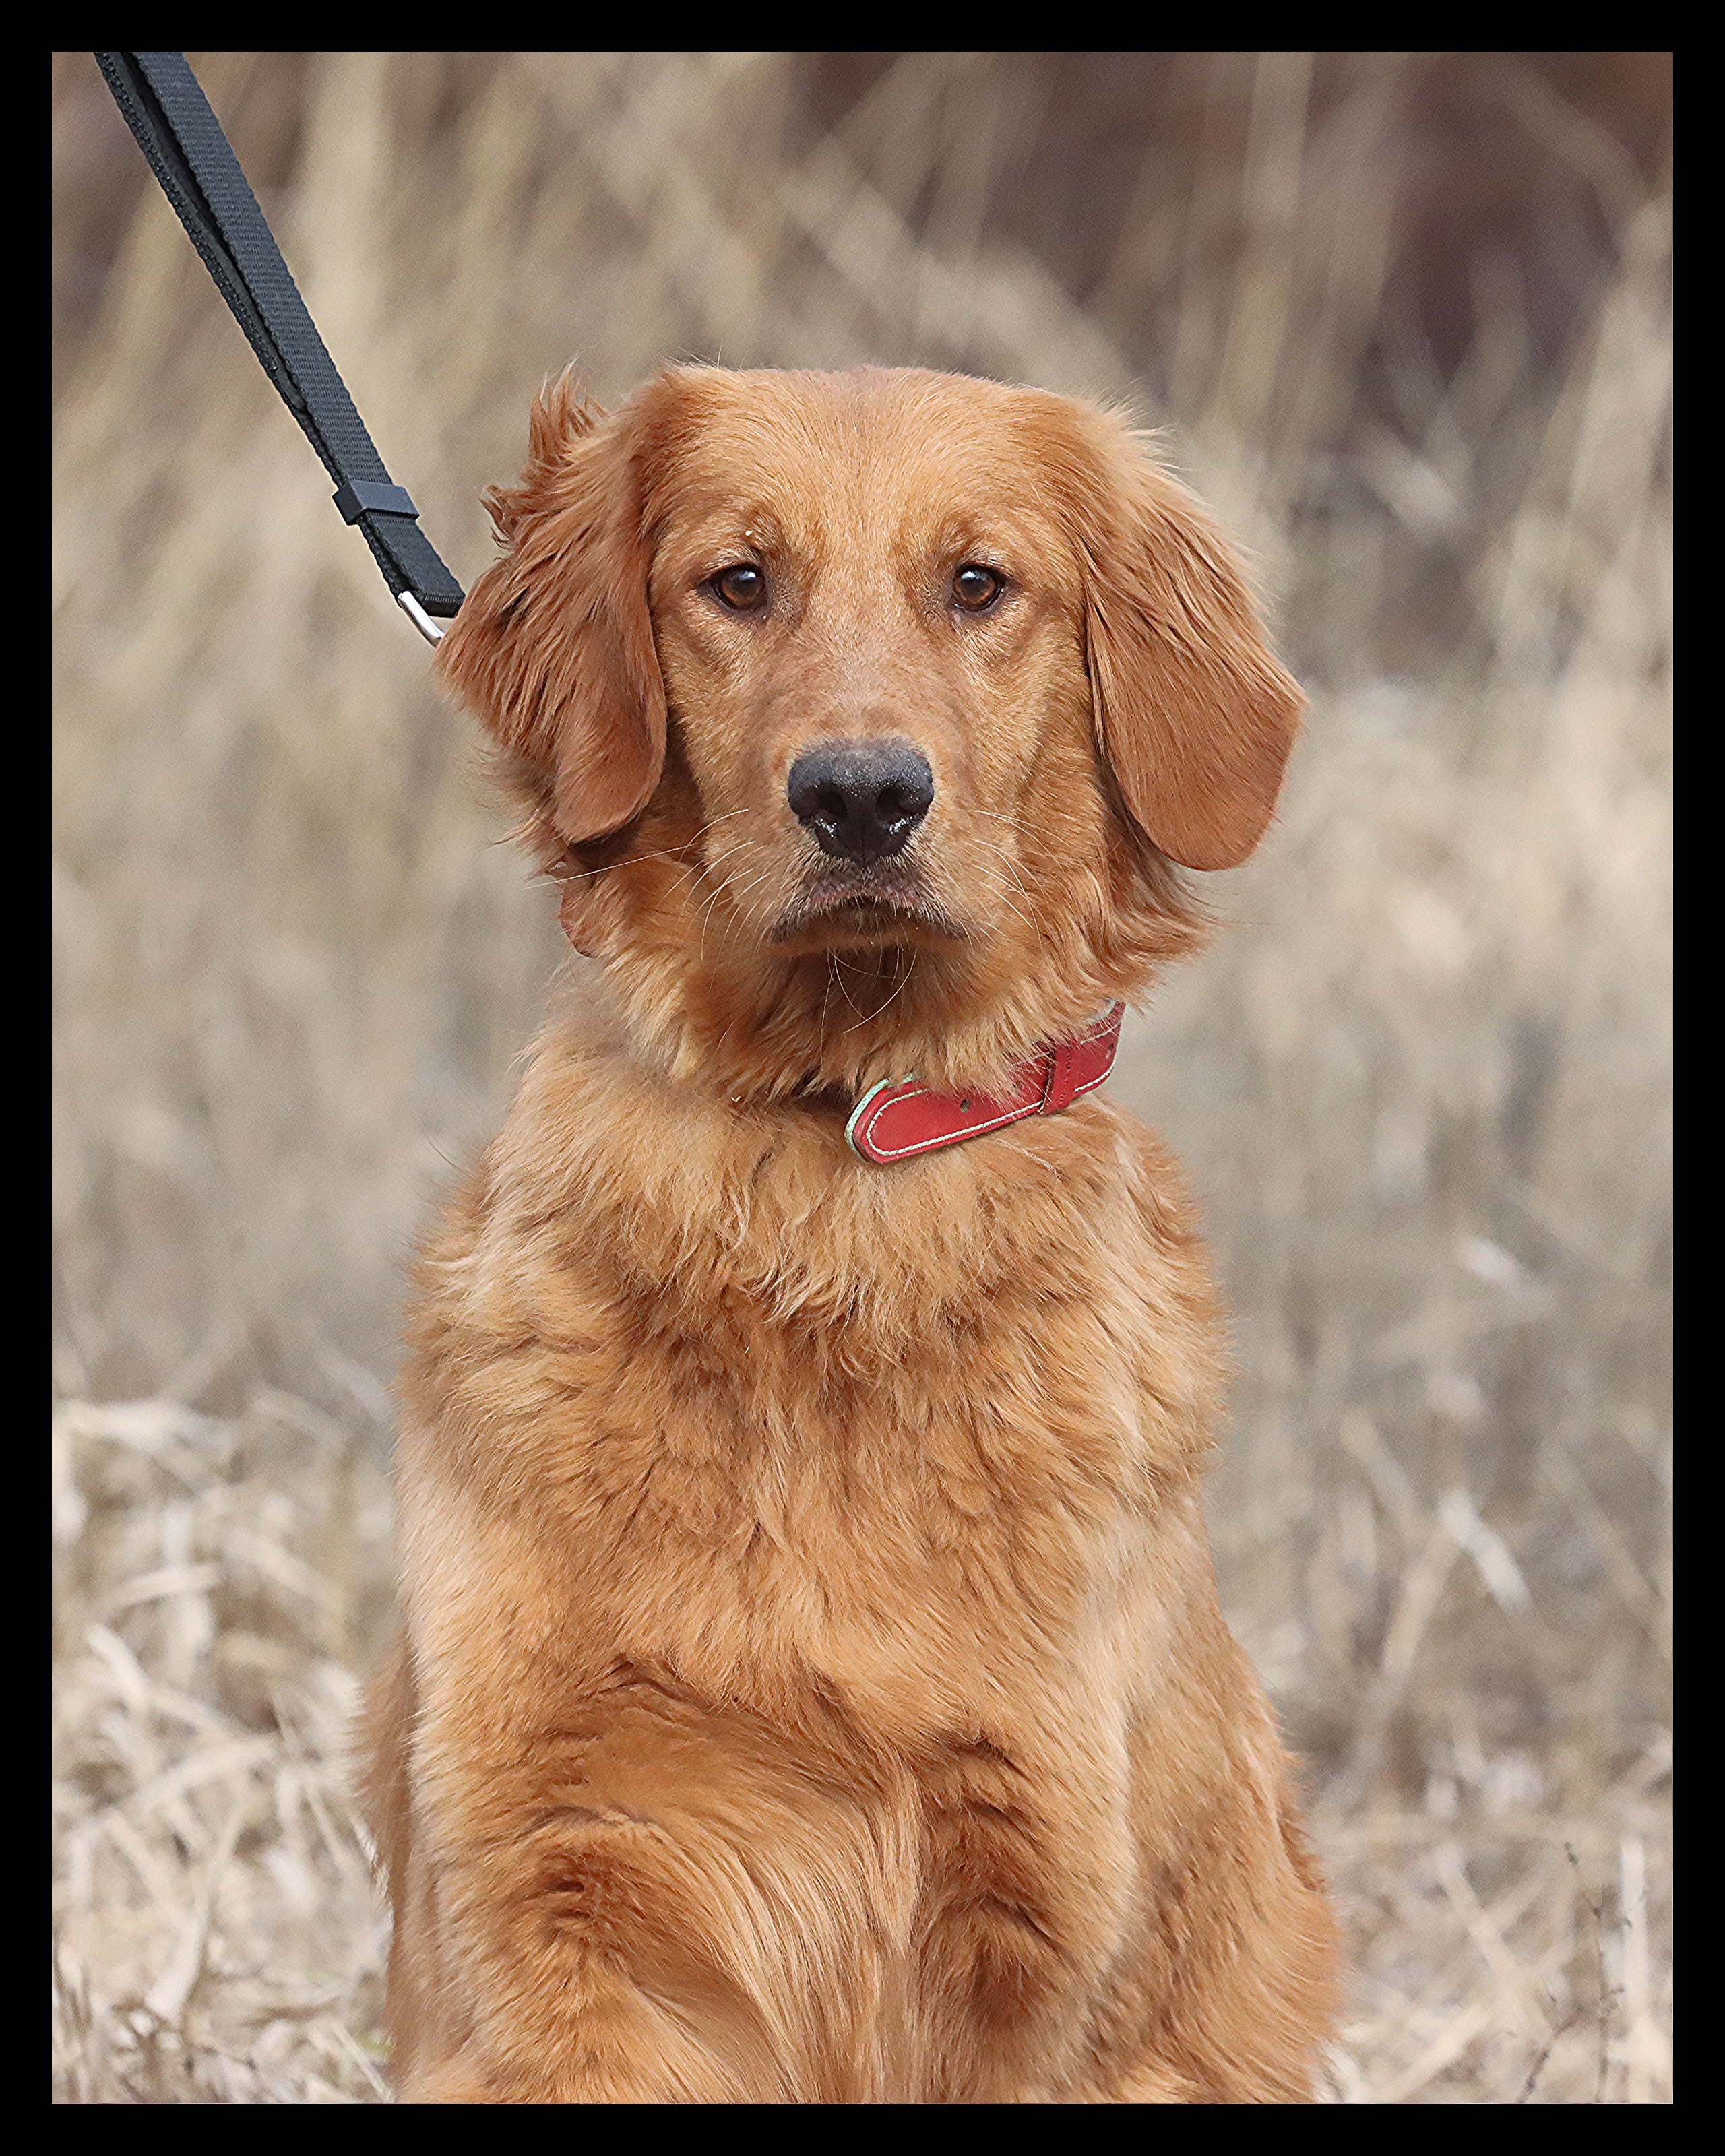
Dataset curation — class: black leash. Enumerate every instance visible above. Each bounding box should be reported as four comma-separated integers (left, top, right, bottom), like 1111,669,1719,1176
92,51,464,643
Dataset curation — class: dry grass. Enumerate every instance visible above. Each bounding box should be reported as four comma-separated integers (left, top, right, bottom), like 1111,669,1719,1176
52,1395,390,2102
53,52,1670,2101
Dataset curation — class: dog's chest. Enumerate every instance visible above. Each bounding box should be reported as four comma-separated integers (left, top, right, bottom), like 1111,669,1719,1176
521,1255,1193,1732
418,1087,1218,1734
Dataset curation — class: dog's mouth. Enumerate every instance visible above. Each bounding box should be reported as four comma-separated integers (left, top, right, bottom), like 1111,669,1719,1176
771,862,964,947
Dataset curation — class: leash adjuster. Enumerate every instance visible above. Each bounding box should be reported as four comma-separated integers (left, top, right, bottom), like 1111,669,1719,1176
334,480,420,526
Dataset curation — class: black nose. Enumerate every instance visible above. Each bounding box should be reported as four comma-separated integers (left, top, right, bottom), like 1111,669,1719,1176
787,740,935,865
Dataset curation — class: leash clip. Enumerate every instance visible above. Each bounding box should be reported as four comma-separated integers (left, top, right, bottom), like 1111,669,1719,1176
397,591,447,645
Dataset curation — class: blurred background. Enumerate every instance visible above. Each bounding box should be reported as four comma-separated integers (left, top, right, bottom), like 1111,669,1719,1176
53,51,1671,2102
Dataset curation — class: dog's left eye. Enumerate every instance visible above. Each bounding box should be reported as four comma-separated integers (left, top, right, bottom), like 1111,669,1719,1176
952,563,1005,612
710,563,767,611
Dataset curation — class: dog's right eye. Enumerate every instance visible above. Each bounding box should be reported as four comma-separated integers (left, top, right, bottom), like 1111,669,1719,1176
710,564,767,611
952,563,1005,612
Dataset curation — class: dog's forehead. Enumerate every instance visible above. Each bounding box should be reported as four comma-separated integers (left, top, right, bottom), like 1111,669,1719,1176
652,367,1075,547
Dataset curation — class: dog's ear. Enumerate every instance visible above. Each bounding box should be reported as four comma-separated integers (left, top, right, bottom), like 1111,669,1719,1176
435,369,668,844
1076,422,1304,873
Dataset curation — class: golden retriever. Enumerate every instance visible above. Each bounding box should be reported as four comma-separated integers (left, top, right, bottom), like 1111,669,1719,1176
360,363,1340,2103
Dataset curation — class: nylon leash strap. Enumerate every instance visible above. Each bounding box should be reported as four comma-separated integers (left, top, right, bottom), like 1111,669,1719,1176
92,51,464,643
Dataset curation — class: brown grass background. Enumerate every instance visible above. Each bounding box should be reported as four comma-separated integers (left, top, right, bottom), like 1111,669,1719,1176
52,51,1671,2103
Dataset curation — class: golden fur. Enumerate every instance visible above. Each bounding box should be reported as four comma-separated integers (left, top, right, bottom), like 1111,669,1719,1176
360,364,1340,2102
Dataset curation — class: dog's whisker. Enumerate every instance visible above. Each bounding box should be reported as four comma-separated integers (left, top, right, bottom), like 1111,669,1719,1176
961,842,1042,937
960,820,1040,903
840,949,918,1034
816,955,838,1067
698,837,757,873
697,868,778,962
829,957,868,1017
557,844,701,886
556,811,755,890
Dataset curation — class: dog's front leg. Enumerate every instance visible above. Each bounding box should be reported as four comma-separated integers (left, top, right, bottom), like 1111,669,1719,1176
398,1815,790,2108
390,1656,918,2105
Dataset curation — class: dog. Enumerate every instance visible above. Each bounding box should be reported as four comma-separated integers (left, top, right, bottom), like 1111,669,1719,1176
360,363,1340,2103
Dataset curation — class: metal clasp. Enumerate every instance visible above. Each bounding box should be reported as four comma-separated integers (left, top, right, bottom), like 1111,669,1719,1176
397,591,447,645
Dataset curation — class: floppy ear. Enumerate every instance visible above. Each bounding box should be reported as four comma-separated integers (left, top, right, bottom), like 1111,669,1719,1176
434,369,667,844
1079,427,1304,873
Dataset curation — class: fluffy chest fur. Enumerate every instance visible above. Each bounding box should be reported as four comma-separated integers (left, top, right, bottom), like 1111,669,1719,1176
397,1001,1221,1741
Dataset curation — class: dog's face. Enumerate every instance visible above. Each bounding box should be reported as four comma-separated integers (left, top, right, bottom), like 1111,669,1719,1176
437,366,1302,1096
642,371,1109,962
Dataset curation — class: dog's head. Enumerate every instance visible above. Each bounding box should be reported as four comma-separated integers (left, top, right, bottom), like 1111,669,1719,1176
437,366,1301,1098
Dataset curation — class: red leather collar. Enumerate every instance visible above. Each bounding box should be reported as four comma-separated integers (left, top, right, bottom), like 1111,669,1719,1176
846,1003,1125,1165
